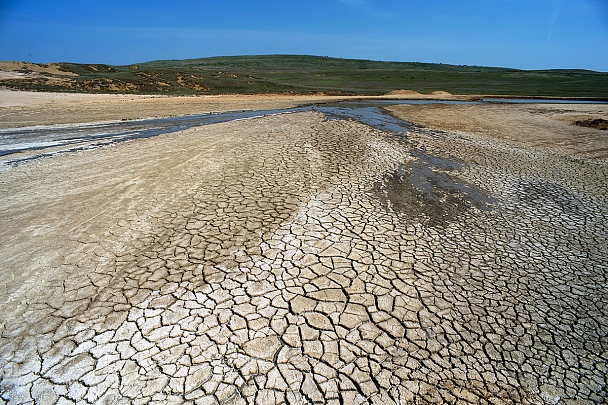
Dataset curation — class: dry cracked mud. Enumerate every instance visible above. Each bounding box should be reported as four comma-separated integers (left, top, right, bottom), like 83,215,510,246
0,110,607,404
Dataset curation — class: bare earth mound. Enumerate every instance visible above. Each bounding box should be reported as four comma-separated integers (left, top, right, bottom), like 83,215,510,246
0,61,78,76
386,89,423,96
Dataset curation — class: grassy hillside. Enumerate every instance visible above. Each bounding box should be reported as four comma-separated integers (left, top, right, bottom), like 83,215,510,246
1,55,607,97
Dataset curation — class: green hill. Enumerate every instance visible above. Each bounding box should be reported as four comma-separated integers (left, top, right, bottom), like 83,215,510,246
1,55,607,97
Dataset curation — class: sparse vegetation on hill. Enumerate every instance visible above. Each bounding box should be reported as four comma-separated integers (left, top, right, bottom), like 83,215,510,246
1,55,607,97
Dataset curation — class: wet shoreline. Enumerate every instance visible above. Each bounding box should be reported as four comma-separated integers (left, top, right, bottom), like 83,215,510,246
3,97,606,168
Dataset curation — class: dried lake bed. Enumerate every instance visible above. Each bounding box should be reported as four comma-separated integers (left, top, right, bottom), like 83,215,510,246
0,92,607,404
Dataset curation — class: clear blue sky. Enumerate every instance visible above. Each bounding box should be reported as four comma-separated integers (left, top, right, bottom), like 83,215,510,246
1,0,607,71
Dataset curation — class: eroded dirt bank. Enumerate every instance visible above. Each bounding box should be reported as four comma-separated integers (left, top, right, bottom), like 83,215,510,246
0,103,607,403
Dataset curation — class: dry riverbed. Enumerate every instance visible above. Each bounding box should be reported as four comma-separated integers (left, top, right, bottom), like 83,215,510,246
0,92,607,404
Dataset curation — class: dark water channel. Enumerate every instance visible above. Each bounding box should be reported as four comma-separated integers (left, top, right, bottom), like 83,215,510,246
1,98,605,168
0,101,422,167
3,97,602,226
0,108,307,164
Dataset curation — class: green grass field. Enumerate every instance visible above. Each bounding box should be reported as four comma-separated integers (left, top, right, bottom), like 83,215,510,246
3,55,607,97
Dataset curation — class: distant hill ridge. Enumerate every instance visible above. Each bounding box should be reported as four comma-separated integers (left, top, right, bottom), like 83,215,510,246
1,55,606,97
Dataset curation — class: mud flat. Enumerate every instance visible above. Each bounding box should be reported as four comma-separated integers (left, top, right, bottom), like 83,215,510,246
0,89,473,129
386,102,608,158
0,90,356,129
0,95,607,404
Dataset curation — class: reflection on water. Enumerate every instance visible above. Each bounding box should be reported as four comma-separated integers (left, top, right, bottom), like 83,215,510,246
317,105,412,135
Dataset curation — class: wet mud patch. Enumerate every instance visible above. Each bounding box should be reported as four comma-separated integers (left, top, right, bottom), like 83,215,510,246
373,148,496,226
574,118,608,130
517,180,584,215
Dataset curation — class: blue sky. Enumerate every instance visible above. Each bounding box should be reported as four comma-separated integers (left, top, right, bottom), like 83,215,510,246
1,0,607,71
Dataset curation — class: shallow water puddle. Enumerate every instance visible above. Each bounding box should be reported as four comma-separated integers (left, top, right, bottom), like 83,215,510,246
373,148,497,226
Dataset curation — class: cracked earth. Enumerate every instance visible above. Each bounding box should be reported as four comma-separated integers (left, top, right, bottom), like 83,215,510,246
1,109,607,404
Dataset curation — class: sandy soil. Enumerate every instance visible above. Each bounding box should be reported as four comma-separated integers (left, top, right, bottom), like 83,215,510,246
0,62,78,76
0,89,478,129
387,103,608,159
0,90,362,128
